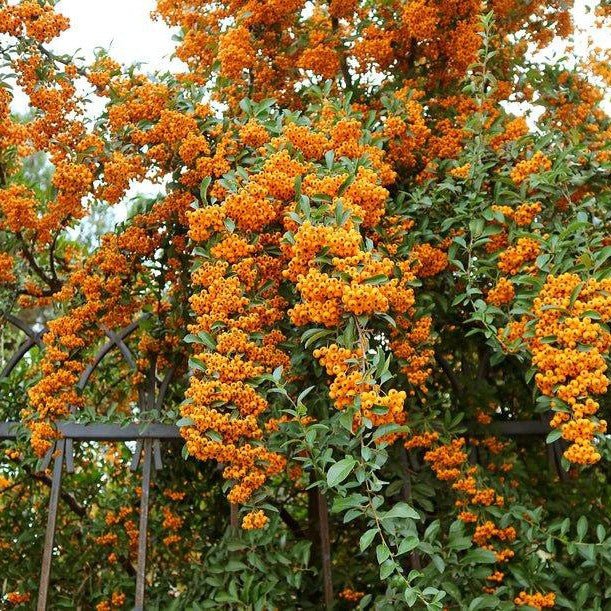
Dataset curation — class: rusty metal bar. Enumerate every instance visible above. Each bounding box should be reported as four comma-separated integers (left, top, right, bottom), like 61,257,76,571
0,422,181,441
154,365,176,413
0,421,20,439
135,438,153,610
492,421,550,435
37,439,66,611
0,419,551,442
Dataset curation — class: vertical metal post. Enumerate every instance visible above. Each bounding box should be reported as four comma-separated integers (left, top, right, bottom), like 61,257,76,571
230,503,239,529
37,439,66,611
134,438,153,611
317,489,333,608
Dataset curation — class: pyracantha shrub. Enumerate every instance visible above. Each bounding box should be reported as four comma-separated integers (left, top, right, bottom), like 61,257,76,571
0,0,610,608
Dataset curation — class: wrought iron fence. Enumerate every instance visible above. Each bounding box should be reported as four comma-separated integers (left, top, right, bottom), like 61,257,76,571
0,312,560,610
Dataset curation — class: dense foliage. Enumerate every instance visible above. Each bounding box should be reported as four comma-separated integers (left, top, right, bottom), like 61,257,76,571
0,0,610,608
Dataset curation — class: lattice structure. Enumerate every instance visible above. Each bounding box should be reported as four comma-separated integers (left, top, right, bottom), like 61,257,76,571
0,312,562,610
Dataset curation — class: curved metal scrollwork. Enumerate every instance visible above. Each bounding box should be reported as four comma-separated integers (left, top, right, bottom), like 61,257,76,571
0,312,45,380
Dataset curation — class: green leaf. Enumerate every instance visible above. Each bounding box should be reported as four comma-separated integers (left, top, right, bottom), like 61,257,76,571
398,536,419,555
404,589,418,606
326,457,356,487
332,494,366,513
596,524,606,542
199,176,212,204
302,328,334,349
176,417,195,427
568,280,584,307
197,331,217,350
468,595,500,610
206,430,223,443
384,502,420,520
362,274,388,286
379,559,395,580
577,516,588,540
463,549,497,564
359,528,377,552
432,555,445,573
376,543,390,564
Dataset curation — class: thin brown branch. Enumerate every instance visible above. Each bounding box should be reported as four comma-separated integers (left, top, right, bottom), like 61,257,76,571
16,232,61,292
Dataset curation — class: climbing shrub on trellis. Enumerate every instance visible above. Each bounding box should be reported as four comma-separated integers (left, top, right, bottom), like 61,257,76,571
0,1,610,608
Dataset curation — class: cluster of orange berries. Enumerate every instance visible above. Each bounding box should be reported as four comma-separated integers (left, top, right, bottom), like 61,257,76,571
242,510,269,530
5,591,31,605
450,163,471,179
514,591,556,608
339,587,365,602
26,421,59,457
486,278,515,307
528,274,610,464
96,505,139,557
0,252,16,285
0,184,39,235
492,202,542,227
497,237,540,276
490,117,529,150
298,39,340,81
510,151,552,185
411,244,449,278
95,591,126,611
404,431,440,450
472,521,516,548
162,507,183,546
270,117,434,411
313,344,407,431
87,54,121,92
239,119,270,149
97,152,145,204
383,90,431,171
183,120,321,509
421,436,515,584
0,0,69,43
424,438,469,481
390,315,435,389
25,234,142,454
152,0,571,112
291,251,415,328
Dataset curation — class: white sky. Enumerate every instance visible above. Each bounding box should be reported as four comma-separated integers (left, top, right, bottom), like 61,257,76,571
50,0,178,70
